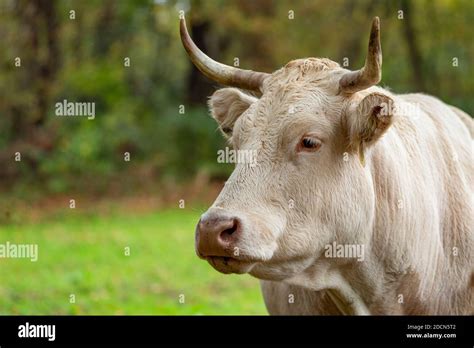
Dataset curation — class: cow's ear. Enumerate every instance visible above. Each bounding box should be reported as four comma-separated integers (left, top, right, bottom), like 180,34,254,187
208,88,257,138
346,92,394,165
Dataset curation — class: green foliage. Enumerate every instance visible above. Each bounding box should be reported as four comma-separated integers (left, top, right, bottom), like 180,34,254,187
0,0,472,194
154,107,228,180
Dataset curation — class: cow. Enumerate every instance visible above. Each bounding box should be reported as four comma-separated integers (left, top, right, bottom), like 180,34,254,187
180,16,473,315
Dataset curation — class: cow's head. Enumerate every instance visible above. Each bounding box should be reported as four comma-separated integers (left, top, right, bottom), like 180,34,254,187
181,17,394,280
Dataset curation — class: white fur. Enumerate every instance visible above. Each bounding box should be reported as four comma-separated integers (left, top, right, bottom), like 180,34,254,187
204,58,473,315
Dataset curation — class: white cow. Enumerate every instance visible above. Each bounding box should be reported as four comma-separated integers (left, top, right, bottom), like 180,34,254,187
181,16,473,315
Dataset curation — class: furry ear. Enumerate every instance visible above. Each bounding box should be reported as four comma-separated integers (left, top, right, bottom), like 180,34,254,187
346,92,394,165
208,88,257,137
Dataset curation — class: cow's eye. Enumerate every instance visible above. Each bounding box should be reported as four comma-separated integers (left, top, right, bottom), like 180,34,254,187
298,135,322,152
303,138,317,148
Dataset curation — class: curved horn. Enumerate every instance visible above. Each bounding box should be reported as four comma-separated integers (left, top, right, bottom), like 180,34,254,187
339,17,382,94
180,16,269,91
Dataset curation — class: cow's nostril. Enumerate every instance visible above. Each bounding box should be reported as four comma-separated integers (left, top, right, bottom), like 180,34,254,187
197,212,242,257
219,219,239,242
222,227,236,235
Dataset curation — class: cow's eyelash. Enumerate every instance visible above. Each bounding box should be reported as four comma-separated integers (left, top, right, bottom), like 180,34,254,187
297,134,322,152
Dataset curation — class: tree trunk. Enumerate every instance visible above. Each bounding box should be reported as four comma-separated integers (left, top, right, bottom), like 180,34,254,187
186,19,215,104
400,0,426,92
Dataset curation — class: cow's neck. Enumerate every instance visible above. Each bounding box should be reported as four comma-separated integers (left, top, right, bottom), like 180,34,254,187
326,283,370,315
284,259,372,315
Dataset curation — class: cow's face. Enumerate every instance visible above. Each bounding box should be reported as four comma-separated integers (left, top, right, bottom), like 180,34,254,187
181,16,391,280
195,58,394,280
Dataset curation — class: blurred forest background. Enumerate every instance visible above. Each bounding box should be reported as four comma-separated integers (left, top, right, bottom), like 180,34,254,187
0,0,472,198
0,0,472,314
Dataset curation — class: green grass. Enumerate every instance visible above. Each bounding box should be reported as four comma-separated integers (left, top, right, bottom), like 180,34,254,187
0,209,267,315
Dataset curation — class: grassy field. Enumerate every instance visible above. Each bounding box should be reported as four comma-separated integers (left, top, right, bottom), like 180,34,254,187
0,208,267,315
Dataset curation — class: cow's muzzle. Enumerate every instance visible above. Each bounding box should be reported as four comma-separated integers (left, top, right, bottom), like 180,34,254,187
195,208,257,274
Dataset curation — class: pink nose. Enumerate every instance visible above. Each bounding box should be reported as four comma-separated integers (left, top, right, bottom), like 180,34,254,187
195,210,241,258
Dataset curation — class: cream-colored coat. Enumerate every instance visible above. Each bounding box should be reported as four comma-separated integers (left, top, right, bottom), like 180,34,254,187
206,58,473,315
